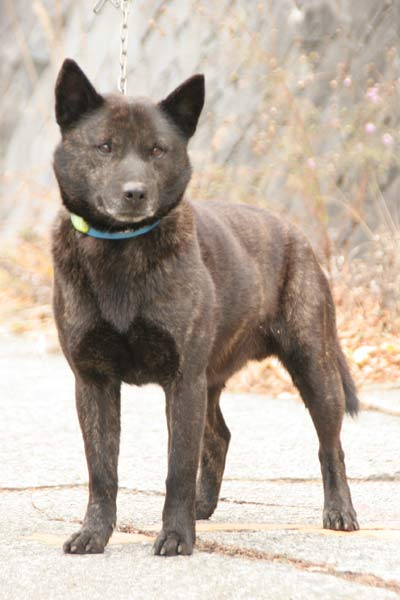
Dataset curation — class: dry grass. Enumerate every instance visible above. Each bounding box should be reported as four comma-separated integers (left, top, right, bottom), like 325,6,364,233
0,234,53,337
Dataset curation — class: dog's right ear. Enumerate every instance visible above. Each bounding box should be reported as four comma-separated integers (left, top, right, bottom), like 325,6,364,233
55,59,104,130
159,74,205,139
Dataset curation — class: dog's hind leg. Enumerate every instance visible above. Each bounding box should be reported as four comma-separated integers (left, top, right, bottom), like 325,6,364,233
196,384,231,520
280,336,359,532
272,241,359,531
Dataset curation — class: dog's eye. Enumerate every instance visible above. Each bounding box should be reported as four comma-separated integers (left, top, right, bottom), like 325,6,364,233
97,142,112,154
151,145,165,158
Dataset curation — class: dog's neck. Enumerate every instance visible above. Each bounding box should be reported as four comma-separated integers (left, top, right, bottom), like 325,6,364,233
70,213,162,240
60,200,197,277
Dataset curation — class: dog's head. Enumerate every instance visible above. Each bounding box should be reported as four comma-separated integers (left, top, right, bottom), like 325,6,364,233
53,59,204,230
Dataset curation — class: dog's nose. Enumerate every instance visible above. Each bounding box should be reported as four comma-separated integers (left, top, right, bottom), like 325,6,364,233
123,181,147,202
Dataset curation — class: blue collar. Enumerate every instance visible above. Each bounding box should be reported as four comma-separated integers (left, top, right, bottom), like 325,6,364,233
70,213,161,240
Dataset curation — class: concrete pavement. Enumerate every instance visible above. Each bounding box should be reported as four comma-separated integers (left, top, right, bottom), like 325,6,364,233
0,337,399,599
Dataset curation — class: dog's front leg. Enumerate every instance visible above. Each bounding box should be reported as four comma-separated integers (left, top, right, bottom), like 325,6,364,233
154,374,207,556
63,377,121,554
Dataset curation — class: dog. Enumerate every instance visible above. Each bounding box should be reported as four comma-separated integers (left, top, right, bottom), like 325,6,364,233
52,59,359,557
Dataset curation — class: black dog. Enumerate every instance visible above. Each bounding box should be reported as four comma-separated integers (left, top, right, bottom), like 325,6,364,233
52,59,359,557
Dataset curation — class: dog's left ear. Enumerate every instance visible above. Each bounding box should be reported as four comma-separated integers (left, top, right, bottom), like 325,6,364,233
160,74,205,139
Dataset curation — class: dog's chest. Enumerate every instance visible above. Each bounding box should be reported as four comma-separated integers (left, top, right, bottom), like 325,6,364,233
74,257,180,386
88,261,142,332
73,316,179,387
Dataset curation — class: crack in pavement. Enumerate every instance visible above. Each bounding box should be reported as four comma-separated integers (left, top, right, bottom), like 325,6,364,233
9,484,319,513
17,515,400,594
0,484,163,495
115,525,400,595
1,473,399,494
118,522,400,537
196,538,400,596
3,483,394,514
224,475,400,483
0,484,88,493
23,527,400,594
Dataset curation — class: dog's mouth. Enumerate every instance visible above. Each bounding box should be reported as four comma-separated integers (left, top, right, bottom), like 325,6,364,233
96,195,156,223
92,193,159,227
105,209,156,223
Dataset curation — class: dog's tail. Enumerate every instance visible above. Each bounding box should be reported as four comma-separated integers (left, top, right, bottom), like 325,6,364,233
336,344,359,416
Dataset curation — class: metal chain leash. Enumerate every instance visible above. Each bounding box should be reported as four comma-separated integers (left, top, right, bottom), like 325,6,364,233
93,0,131,95
118,0,130,95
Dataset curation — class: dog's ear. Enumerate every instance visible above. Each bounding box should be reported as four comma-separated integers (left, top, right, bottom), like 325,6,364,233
160,74,205,139
55,59,104,130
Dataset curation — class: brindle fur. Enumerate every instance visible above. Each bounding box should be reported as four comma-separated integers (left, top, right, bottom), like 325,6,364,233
52,59,359,557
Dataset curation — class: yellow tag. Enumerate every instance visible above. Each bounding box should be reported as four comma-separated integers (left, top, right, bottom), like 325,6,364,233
71,213,90,234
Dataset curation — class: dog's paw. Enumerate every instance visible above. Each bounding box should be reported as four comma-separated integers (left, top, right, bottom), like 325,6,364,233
153,530,193,556
63,528,107,554
323,508,359,532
